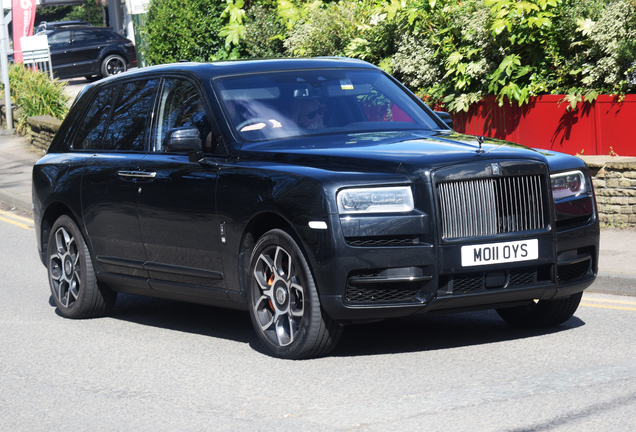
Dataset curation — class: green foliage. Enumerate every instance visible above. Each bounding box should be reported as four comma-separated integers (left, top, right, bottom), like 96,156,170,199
391,0,501,111
219,0,247,49
575,0,636,94
391,32,440,90
387,0,636,111
243,5,286,58
284,1,376,57
137,0,636,112
34,1,105,27
4,65,69,133
34,5,74,25
62,1,106,26
140,0,227,64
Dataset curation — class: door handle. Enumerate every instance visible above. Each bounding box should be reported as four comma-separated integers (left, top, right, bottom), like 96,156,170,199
117,171,157,179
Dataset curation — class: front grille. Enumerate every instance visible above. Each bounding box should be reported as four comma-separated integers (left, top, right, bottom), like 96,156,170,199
345,236,419,247
438,176,546,239
453,274,484,293
345,282,421,304
444,266,546,295
509,268,538,286
557,259,591,283
556,215,592,232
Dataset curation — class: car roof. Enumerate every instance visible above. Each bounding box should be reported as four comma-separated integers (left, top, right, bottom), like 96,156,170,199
40,21,91,28
48,26,114,32
93,57,380,84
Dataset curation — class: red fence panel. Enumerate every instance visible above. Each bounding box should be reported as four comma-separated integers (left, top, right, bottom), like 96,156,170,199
450,95,636,156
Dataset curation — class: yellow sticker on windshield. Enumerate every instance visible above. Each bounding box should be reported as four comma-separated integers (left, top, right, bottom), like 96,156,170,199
340,79,354,90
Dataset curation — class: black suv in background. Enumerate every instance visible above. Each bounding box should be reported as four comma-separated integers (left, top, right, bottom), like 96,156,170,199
32,59,599,359
26,25,136,80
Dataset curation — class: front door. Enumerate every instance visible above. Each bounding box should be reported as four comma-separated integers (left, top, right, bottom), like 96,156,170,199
47,30,74,77
67,30,106,75
136,77,226,293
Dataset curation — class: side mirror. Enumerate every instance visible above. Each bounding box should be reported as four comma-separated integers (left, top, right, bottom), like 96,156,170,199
163,127,202,153
434,111,454,129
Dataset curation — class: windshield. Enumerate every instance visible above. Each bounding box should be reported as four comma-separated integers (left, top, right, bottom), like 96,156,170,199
213,69,443,143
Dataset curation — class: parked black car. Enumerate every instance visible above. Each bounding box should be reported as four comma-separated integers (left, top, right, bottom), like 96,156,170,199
32,58,599,359
18,25,136,80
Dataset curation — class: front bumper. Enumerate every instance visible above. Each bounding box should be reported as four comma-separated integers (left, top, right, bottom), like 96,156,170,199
315,198,599,322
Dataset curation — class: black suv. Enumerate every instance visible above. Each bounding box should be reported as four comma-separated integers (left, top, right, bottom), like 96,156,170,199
32,59,599,359
37,26,136,80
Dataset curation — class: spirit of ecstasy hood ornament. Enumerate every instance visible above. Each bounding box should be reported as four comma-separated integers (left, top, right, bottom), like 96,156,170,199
476,135,484,154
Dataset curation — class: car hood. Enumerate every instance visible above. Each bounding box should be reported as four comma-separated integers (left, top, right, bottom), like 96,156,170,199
238,130,569,176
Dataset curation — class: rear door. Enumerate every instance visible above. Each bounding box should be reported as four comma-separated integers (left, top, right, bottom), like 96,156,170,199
80,78,158,278
136,76,227,294
68,29,108,75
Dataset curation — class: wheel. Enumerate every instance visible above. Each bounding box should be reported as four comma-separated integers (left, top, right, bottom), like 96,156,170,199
248,229,342,359
100,54,127,78
84,74,100,82
496,292,582,328
47,215,116,319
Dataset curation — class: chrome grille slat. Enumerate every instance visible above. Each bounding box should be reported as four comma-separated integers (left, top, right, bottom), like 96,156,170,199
438,175,547,240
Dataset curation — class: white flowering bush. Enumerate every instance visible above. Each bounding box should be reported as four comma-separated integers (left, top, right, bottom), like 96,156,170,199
578,0,636,91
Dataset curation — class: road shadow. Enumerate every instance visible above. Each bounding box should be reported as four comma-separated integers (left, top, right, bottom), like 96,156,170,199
50,293,260,346
50,293,585,358
332,310,585,357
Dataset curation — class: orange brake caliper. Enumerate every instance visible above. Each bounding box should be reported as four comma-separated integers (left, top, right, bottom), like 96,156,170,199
268,273,275,311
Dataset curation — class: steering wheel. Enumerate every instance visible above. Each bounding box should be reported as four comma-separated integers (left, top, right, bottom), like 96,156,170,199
236,118,273,132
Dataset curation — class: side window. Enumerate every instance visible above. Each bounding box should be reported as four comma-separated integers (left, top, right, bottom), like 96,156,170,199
73,86,117,150
72,30,101,44
48,30,71,49
155,78,215,153
104,30,119,40
103,79,157,152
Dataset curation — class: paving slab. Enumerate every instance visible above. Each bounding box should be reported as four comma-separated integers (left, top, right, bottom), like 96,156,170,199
0,133,42,213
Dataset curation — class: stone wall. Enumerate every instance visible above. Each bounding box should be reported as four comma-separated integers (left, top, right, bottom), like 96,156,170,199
26,115,62,150
582,157,636,227
0,105,23,129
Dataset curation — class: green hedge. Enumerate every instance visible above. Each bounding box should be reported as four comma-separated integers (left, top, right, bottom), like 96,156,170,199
138,0,636,112
140,0,227,64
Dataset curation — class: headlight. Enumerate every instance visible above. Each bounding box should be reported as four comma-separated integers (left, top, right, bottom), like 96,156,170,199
550,170,587,200
337,186,414,214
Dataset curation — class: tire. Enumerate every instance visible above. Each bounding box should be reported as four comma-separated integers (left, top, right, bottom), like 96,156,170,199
84,75,100,82
496,292,582,328
100,54,127,78
248,229,342,359
47,215,116,319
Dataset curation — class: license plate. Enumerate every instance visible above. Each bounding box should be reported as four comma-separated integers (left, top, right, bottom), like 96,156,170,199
461,239,538,267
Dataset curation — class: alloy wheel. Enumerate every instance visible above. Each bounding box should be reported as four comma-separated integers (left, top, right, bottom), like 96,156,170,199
252,245,305,347
49,227,81,309
106,57,125,75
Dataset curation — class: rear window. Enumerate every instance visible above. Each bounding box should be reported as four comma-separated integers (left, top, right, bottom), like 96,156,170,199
73,86,116,150
73,79,157,151
213,68,441,143
103,79,157,151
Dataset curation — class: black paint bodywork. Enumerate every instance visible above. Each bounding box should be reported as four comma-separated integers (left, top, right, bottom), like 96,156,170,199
32,58,599,321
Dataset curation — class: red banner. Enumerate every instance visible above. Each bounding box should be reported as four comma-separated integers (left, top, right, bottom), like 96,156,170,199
12,0,37,63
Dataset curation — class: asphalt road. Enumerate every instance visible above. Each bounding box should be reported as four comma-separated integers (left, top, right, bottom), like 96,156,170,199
1,208,635,431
